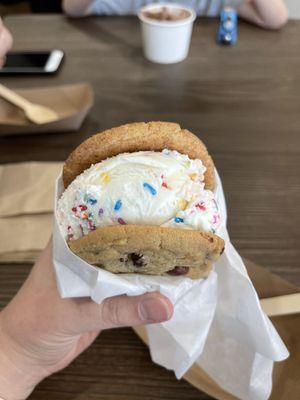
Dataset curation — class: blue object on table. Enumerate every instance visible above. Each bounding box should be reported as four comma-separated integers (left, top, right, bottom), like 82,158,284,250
217,7,238,45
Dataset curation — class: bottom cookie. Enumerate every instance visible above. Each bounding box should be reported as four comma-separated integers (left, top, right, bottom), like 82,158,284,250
68,225,224,280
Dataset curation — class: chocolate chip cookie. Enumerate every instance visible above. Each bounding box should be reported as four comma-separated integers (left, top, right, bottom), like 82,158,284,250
69,225,224,279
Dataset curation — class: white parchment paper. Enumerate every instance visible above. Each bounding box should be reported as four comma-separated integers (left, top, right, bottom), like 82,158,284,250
53,171,289,400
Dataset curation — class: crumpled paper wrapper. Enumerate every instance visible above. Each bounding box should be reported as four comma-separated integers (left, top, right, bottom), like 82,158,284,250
53,171,289,400
0,83,93,136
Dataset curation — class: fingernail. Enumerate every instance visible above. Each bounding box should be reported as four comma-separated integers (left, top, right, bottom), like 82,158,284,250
138,296,173,323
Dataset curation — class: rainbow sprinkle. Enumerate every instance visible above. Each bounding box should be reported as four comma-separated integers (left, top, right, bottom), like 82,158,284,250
177,198,188,211
67,225,73,240
88,221,96,231
213,199,219,210
196,202,206,211
161,175,170,189
212,214,220,224
118,217,126,225
114,199,122,211
98,208,104,216
189,173,198,181
143,182,157,196
100,172,111,184
174,217,184,223
79,204,87,211
87,198,97,205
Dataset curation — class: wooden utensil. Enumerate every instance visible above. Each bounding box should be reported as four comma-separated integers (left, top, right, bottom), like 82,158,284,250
0,83,58,124
260,293,300,317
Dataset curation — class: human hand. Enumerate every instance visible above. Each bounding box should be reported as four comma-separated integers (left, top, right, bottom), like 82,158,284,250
238,0,288,30
0,239,173,400
0,18,13,67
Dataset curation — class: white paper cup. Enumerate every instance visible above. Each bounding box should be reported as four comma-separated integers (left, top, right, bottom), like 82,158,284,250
138,3,196,64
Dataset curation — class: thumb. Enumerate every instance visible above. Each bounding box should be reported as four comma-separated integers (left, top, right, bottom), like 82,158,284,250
78,292,173,332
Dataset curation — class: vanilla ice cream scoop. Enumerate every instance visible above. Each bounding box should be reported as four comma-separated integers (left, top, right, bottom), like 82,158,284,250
57,149,220,241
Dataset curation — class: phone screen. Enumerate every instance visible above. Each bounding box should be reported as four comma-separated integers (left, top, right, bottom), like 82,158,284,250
4,52,51,68
0,51,64,74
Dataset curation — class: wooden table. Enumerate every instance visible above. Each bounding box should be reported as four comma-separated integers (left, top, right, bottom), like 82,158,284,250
1,14,300,399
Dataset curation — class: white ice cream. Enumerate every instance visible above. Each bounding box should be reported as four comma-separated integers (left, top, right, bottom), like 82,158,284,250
57,150,220,240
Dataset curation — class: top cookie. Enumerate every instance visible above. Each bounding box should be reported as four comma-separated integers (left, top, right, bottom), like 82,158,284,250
63,121,215,190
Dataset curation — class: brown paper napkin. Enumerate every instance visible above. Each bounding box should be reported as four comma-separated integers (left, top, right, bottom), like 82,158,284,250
0,162,62,217
0,162,62,263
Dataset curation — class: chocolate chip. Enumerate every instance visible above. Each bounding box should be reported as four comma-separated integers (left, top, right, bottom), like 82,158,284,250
119,258,124,262
167,266,189,276
129,253,146,267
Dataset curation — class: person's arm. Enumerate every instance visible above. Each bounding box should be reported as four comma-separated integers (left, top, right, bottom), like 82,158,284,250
0,18,13,67
238,0,288,30
62,0,94,17
0,240,173,400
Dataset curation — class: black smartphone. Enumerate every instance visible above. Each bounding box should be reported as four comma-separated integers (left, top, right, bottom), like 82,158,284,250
0,50,64,75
